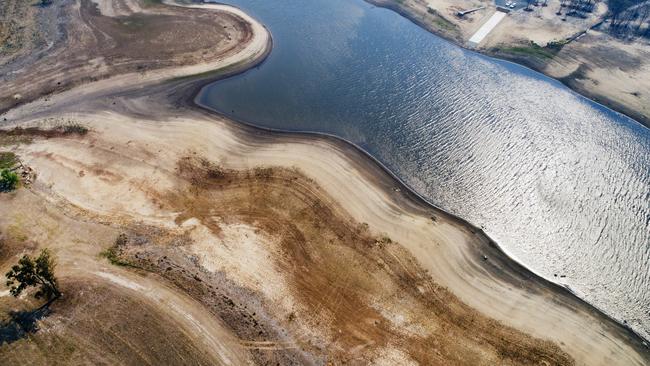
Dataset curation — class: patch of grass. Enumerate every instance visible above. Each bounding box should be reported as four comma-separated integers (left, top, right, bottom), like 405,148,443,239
497,41,556,60
433,15,456,32
0,123,89,145
100,234,134,267
425,7,457,32
60,123,89,135
100,246,133,267
433,17,456,31
0,135,33,147
7,223,27,242
140,0,162,7
0,152,17,169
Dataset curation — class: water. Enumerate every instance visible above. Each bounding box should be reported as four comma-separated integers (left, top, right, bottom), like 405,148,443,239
200,0,650,338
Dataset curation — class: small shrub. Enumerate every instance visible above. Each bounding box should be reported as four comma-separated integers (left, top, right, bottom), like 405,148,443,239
100,246,132,267
546,39,569,50
100,234,133,267
0,169,19,192
254,167,273,180
61,124,89,135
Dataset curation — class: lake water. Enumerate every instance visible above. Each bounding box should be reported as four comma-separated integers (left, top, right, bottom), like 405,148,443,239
200,0,650,339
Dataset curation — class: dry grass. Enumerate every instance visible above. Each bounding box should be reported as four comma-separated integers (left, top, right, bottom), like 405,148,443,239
0,280,218,365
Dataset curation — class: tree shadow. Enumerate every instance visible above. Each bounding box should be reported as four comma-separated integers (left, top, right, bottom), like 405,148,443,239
0,304,51,345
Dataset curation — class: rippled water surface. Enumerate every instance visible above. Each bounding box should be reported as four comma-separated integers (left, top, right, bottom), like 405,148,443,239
200,0,650,338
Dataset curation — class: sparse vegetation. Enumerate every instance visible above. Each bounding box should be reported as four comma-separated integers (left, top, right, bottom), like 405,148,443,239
606,0,650,38
100,246,131,266
0,169,19,192
0,123,89,145
5,248,61,301
61,123,89,135
496,41,557,60
559,0,597,19
426,7,456,31
100,233,134,267
141,0,163,6
433,17,456,31
0,151,17,169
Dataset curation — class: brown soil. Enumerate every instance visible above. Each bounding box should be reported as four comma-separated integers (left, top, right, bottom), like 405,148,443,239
0,0,252,113
0,280,219,365
0,0,44,61
105,155,573,365
0,143,574,365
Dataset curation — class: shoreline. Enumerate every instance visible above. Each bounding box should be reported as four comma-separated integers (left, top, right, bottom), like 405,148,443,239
365,0,650,130
187,2,650,344
192,68,650,352
184,0,650,357
1,0,648,363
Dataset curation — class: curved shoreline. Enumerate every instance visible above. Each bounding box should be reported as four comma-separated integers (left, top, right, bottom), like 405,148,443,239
193,72,650,355
196,89,650,343
186,3,650,362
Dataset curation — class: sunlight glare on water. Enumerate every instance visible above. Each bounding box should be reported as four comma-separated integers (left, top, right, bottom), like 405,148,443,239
201,0,650,339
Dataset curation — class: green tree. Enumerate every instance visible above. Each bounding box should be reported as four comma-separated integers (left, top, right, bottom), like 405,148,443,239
6,249,61,301
0,169,18,192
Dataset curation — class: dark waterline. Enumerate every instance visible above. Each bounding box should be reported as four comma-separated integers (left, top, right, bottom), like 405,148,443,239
200,0,650,338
